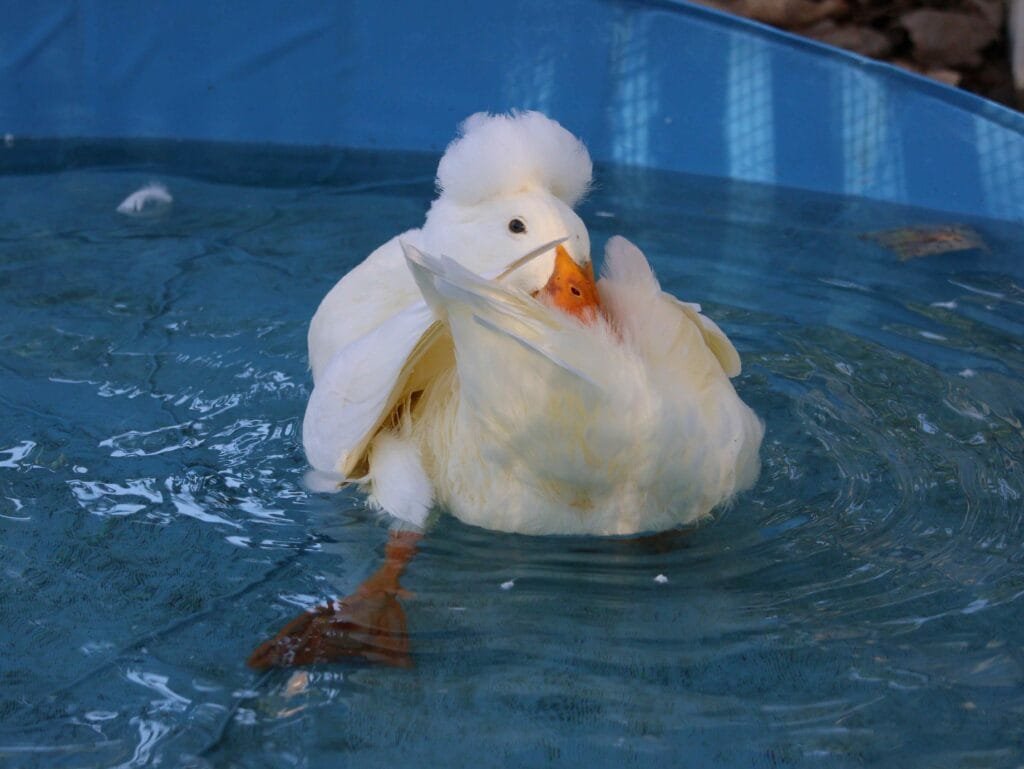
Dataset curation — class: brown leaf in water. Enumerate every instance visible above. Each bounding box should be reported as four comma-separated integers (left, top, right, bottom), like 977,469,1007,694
862,225,987,261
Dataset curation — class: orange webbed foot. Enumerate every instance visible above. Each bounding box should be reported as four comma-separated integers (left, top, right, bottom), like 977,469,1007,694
248,531,421,670
247,588,412,669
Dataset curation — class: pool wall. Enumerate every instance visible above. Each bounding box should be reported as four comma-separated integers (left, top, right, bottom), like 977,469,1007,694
3,0,1023,222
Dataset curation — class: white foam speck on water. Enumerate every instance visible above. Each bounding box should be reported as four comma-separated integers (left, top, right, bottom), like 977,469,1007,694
919,331,947,341
917,414,938,434
654,574,669,584
961,599,988,615
930,299,958,309
84,711,119,722
500,579,515,590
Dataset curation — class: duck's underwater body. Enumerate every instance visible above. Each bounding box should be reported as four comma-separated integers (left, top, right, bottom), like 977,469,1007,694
248,112,763,669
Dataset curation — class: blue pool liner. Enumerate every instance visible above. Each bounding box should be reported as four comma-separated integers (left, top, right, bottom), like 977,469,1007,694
2,0,1022,223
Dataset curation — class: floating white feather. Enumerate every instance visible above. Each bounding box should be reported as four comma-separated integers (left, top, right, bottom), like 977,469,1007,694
117,182,173,217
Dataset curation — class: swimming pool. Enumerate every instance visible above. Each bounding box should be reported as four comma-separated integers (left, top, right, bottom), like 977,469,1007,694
4,0,1024,765
1,138,1021,766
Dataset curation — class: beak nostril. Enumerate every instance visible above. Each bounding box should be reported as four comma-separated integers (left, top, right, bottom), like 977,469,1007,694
543,243,603,323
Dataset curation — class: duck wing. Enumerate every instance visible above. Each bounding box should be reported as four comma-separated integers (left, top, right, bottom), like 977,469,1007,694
304,236,571,480
303,302,450,477
307,230,425,383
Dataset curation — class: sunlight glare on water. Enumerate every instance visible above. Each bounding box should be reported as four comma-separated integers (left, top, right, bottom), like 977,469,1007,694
0,141,1022,768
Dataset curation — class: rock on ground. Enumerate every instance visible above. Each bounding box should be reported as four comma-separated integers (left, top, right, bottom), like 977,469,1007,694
693,0,1020,110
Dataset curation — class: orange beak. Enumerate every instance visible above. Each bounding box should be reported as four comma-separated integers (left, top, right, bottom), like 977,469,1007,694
538,245,603,323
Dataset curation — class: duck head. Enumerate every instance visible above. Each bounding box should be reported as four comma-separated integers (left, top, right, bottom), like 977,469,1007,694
420,110,601,320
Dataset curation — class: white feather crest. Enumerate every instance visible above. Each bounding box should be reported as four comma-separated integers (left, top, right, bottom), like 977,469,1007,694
435,111,592,207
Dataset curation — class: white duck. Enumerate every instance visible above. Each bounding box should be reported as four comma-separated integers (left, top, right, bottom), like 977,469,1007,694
249,113,763,669
303,111,594,528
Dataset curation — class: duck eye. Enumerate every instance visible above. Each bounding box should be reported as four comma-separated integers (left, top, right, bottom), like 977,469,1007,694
508,218,526,234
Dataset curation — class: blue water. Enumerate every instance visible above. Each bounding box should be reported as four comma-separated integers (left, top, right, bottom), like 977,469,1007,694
1,141,1022,768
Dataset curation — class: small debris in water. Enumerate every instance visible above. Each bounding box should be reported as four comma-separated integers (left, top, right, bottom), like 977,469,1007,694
958,369,977,378
284,671,310,698
654,574,669,584
961,598,989,614
594,211,616,218
84,710,118,722
117,181,173,217
862,225,985,261
500,579,515,590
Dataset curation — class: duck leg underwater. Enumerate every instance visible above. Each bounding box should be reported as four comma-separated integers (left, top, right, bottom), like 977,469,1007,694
247,531,420,669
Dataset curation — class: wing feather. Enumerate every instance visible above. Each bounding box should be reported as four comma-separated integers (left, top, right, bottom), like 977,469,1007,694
303,302,447,476
603,235,742,377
